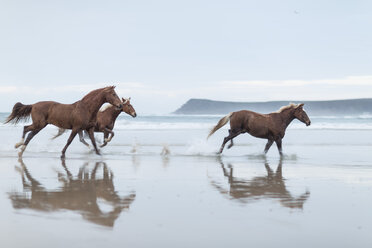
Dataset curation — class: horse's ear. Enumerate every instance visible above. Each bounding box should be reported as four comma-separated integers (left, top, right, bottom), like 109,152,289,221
105,86,115,91
297,103,304,108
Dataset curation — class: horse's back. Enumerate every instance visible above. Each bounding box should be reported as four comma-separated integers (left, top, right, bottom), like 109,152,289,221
31,101,77,128
231,110,272,138
231,110,268,126
32,101,59,112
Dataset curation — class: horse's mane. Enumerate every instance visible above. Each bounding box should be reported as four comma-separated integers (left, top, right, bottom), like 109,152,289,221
81,86,115,102
99,103,114,112
275,103,299,113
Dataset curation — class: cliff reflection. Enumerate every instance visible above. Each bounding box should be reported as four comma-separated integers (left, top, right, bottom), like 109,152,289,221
211,159,310,209
9,159,136,227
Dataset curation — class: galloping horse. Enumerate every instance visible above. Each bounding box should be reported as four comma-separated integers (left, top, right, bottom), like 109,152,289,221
207,103,311,155
5,86,123,158
53,97,137,147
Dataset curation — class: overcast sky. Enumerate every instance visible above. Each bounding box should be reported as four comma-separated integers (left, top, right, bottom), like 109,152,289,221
1,0,372,114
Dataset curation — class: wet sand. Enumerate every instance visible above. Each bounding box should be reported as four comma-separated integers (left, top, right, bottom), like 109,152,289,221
1,125,372,247
0,154,371,247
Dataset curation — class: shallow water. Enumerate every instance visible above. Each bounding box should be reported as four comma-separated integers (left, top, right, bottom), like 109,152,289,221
1,115,372,247
1,154,372,247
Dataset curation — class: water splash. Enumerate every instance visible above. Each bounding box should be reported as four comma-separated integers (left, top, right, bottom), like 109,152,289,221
185,139,219,156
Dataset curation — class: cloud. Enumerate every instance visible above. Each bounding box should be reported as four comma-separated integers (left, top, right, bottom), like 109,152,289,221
0,86,18,93
1,76,372,113
220,76,372,87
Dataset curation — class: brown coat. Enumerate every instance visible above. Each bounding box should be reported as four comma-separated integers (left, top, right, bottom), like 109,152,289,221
208,103,311,155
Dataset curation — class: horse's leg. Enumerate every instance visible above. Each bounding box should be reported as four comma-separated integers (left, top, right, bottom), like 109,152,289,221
15,125,32,148
219,130,242,153
51,128,66,140
227,130,235,149
60,129,78,159
78,131,90,148
100,131,109,147
18,128,42,157
264,139,274,154
87,127,101,155
101,128,114,147
275,139,283,156
105,128,114,143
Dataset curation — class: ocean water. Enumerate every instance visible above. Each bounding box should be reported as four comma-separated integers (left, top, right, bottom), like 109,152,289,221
1,112,372,167
1,112,372,159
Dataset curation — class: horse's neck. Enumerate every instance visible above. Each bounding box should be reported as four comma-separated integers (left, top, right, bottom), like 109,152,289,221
102,106,121,123
81,92,106,118
278,109,295,129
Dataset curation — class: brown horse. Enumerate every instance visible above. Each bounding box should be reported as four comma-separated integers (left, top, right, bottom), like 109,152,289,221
207,103,311,155
5,86,123,158
53,97,137,147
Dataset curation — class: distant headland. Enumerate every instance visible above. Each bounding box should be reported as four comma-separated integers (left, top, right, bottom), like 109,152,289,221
173,98,372,115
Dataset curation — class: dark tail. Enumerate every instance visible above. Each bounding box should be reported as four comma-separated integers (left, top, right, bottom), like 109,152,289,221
5,102,32,124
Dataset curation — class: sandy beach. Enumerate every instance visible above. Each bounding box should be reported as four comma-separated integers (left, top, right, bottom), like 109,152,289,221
0,118,372,248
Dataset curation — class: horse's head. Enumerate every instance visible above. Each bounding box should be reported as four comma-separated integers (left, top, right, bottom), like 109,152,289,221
293,103,311,126
121,97,137,118
104,86,123,109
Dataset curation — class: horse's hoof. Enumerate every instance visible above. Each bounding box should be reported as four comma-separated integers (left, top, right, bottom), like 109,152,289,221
15,143,23,149
100,143,107,148
14,139,24,149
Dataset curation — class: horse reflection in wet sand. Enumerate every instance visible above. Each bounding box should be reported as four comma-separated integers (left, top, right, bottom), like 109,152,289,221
210,159,310,209
208,103,311,155
53,97,137,148
9,159,136,227
5,86,123,158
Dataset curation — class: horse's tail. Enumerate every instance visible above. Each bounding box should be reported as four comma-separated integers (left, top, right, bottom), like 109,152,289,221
51,128,66,140
4,102,32,124
207,112,233,139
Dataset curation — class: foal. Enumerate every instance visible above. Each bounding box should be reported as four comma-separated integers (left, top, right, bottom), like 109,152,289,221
207,103,311,155
53,97,136,147
5,86,123,158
